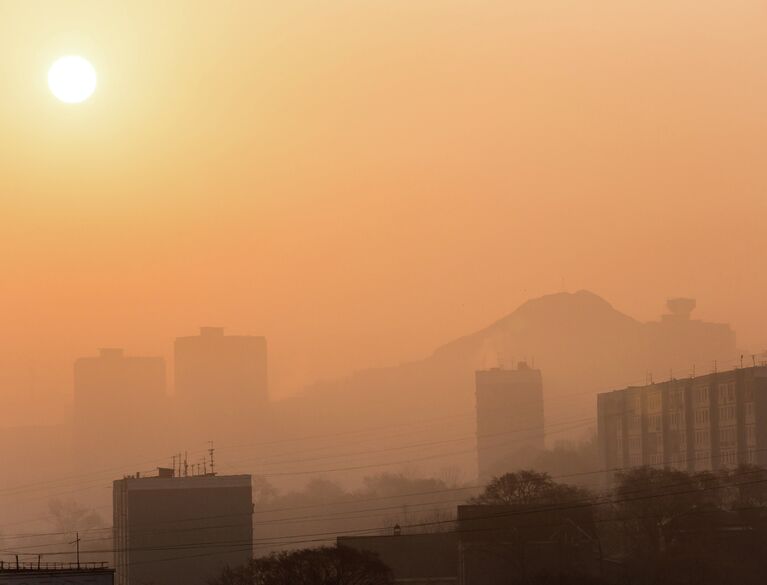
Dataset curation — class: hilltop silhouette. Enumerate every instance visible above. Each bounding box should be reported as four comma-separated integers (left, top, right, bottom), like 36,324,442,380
270,291,734,477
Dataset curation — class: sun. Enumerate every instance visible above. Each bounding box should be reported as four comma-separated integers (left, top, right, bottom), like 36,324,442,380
48,56,97,104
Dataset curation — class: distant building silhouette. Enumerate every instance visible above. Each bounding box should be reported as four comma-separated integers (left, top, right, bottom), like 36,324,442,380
113,471,253,585
73,348,167,473
475,363,544,480
174,327,268,442
598,365,767,473
642,298,736,375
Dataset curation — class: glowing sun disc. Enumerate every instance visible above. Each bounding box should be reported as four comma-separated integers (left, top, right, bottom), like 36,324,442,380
48,56,97,103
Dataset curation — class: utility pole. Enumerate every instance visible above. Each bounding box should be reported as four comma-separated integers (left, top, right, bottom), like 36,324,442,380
70,532,81,569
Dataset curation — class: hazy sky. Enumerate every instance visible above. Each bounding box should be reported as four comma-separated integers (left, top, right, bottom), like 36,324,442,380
1,1,766,419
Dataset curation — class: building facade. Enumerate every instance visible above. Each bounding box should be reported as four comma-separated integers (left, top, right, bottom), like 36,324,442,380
475,363,544,480
113,472,253,585
597,366,767,473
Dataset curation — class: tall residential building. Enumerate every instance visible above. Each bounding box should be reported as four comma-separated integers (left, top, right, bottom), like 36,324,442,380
475,363,544,480
73,349,167,473
113,471,253,585
597,366,767,474
174,327,267,441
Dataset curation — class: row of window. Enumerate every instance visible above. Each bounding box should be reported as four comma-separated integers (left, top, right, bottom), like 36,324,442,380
669,411,686,429
622,427,748,452
631,405,740,428
616,446,758,468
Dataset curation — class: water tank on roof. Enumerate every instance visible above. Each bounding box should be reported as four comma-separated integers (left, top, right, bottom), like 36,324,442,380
666,298,696,319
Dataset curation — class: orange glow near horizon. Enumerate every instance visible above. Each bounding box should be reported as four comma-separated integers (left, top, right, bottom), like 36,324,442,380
1,1,767,424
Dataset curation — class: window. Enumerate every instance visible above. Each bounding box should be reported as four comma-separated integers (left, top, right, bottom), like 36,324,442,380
746,402,755,421
721,449,737,467
718,382,736,404
669,390,685,410
719,405,735,423
648,393,661,412
695,429,710,448
696,386,709,404
695,408,709,427
719,426,736,447
648,413,662,433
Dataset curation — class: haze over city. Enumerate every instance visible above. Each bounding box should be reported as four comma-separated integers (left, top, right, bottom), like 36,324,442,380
1,2,767,585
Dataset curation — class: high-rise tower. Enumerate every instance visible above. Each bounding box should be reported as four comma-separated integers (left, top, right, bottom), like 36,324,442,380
475,363,544,480
174,327,267,441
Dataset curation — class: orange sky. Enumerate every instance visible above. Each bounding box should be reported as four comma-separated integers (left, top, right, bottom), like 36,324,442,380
1,1,766,422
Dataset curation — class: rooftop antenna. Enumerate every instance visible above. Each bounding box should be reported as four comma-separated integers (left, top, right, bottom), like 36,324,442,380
184,452,189,477
713,360,718,373
208,441,216,476
172,454,177,477
203,459,208,475
752,355,757,367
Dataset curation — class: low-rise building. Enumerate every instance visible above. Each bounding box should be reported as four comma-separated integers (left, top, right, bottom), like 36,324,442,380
338,532,458,585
